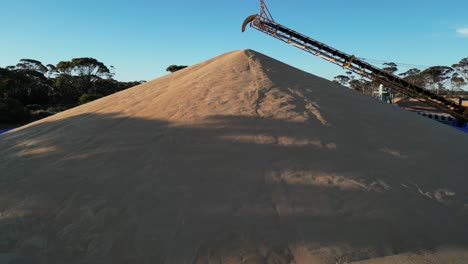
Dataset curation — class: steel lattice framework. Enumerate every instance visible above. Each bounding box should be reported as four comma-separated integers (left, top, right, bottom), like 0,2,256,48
242,0,468,124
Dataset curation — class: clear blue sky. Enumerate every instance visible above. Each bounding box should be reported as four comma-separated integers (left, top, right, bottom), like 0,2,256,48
1,0,467,82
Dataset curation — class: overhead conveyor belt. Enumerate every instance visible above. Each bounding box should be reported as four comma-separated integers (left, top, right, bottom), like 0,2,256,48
242,0,468,125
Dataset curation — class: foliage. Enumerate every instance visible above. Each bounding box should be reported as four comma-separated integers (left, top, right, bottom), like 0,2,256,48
56,58,114,102
333,75,351,86
382,62,398,74
56,58,112,78
0,98,29,123
451,73,465,91
0,57,145,124
166,65,188,73
399,68,424,87
349,79,378,95
336,70,378,95
334,57,468,96
0,66,51,105
30,109,56,120
16,59,48,73
452,58,468,80
78,93,103,105
451,58,468,91
420,66,454,94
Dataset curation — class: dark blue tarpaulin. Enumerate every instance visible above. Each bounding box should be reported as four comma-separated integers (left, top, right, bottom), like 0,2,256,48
0,128,13,135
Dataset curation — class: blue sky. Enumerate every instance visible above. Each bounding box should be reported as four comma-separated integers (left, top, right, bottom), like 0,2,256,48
1,0,467,82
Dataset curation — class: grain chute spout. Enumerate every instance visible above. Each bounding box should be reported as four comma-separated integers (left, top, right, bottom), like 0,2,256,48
241,0,275,32
242,15,258,32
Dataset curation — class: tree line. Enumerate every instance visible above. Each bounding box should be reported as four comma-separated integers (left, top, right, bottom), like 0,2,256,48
333,57,468,97
0,58,145,124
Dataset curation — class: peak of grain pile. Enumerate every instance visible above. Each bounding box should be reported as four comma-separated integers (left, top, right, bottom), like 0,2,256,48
1,50,468,264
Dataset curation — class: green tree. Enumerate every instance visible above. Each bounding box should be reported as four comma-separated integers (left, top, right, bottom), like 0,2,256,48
333,75,351,87
78,93,103,105
46,64,58,79
3,59,53,104
452,58,468,91
54,75,80,104
399,68,424,86
335,71,377,95
0,67,48,104
451,72,466,91
420,66,454,95
57,58,111,78
0,98,29,123
166,65,188,73
56,58,112,102
16,59,48,74
349,79,374,94
93,79,119,96
452,58,468,79
1,57,142,123
382,62,398,75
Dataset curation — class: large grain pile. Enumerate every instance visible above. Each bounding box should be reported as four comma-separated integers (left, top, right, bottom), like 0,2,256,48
1,50,468,264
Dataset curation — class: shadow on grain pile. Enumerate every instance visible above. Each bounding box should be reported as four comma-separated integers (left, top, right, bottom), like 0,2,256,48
1,113,467,263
